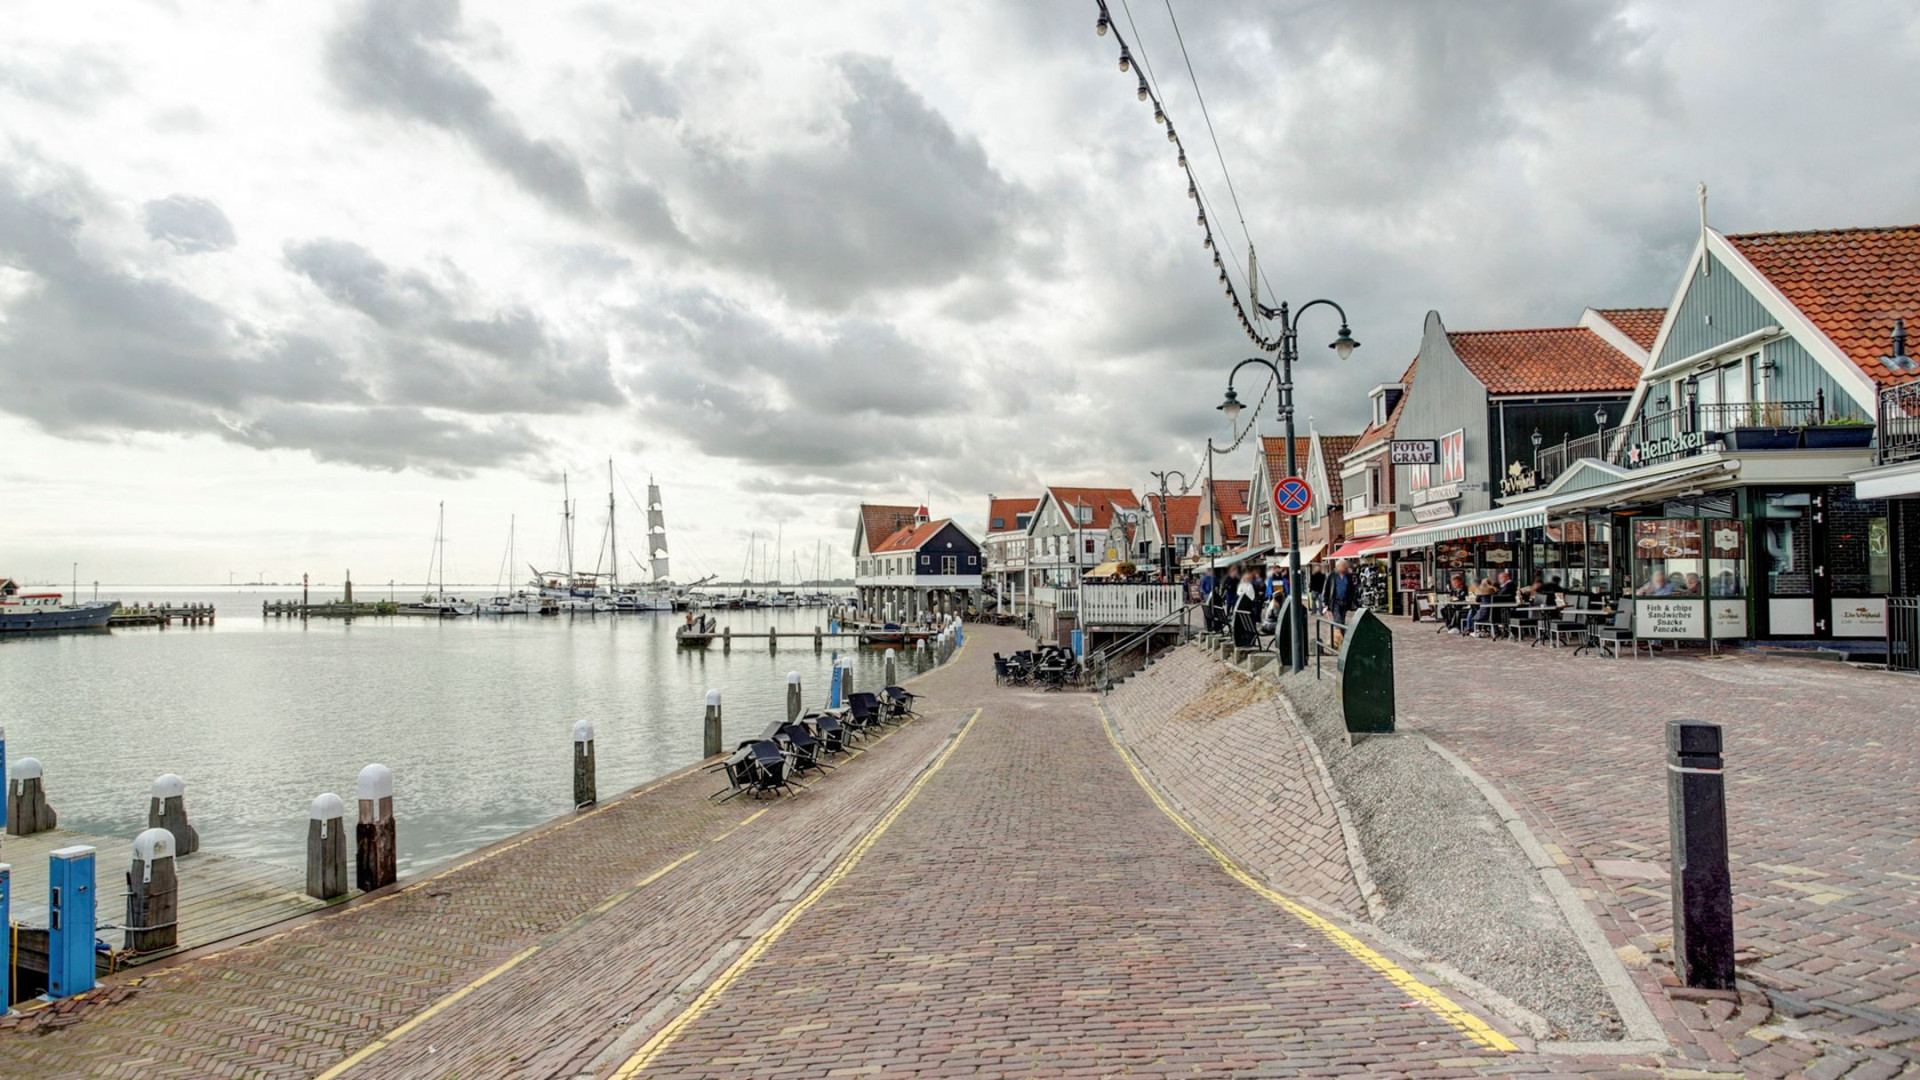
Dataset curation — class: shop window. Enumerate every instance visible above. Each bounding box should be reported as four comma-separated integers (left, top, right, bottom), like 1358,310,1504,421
1828,492,1891,595
1705,519,1745,597
1632,519,1705,596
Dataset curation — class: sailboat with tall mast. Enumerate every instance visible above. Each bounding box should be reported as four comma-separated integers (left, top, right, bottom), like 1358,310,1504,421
415,502,474,617
481,516,532,614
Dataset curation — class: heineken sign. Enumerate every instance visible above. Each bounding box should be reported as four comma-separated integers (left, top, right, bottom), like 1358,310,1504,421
1625,429,1706,467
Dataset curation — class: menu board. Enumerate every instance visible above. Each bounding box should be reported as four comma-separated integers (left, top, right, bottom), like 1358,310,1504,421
1637,598,1705,639
1435,541,1474,571
1398,560,1425,592
1633,519,1703,559
1705,519,1744,558
1479,542,1518,569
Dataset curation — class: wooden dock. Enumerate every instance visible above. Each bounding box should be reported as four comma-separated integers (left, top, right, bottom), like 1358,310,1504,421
108,603,215,627
2,827,341,981
263,599,395,618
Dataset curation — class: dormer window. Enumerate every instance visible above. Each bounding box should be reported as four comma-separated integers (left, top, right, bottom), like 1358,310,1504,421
1076,505,1093,525
1016,512,1033,529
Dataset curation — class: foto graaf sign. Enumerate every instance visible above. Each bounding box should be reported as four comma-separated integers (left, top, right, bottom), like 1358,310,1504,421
1389,440,1437,465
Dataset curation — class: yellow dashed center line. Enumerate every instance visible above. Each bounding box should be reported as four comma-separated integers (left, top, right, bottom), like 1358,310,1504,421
608,707,983,1079
1095,701,1517,1053
312,800,774,1080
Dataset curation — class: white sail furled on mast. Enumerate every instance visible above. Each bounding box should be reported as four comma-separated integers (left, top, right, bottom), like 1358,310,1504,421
647,478,670,582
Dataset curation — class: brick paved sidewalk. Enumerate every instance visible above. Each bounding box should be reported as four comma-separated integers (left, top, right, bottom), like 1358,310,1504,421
620,626,1675,1079
1393,623,1920,1079
2,644,981,1080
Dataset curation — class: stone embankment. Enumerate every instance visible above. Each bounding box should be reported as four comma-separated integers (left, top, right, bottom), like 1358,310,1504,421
1105,643,1641,1045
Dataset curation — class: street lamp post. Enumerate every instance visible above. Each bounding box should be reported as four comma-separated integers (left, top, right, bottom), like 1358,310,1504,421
1148,469,1189,581
1217,300,1359,673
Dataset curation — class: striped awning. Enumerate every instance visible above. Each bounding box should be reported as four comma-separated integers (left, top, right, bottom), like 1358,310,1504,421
1386,505,1549,548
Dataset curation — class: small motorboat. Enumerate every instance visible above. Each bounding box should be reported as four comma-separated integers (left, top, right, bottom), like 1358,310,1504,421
676,613,719,648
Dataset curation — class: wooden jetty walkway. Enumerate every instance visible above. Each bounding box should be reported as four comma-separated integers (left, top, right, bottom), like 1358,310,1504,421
107,603,215,627
3,827,338,982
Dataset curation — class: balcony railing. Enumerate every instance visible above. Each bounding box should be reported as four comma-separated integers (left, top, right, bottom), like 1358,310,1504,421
1879,382,1920,464
1534,399,1834,486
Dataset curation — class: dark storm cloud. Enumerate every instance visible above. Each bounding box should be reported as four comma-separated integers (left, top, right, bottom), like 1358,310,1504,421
627,288,956,469
285,237,624,413
326,0,594,216
0,167,544,474
142,194,237,253
673,54,1037,309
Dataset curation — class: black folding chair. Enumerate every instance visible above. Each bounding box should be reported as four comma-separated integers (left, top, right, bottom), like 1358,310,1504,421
846,692,888,736
805,710,855,756
993,654,1011,684
742,739,799,798
882,685,918,718
706,744,757,802
777,721,834,774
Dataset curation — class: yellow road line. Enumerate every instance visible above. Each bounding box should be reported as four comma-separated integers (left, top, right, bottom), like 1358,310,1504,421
1094,702,1517,1053
312,944,538,1080
314,849,701,1080
710,807,770,842
608,707,983,1079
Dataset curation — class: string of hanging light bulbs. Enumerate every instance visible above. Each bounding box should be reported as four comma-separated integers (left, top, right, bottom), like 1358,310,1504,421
1094,0,1279,353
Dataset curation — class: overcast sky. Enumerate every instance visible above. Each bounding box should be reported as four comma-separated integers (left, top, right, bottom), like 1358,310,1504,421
5,0,1918,585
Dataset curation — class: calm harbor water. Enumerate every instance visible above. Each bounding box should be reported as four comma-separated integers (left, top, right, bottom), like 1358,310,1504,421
0,587,926,874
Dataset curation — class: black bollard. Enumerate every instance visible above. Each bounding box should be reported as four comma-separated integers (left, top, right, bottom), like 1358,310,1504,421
1667,720,1735,989
573,720,597,808
356,764,397,893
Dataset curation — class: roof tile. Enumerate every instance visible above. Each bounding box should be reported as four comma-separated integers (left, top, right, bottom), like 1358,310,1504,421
1447,327,1640,395
1592,307,1665,351
1725,225,1920,387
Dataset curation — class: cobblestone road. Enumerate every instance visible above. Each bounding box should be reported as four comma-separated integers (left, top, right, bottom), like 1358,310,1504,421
17,621,1907,1079
1396,624,1920,1079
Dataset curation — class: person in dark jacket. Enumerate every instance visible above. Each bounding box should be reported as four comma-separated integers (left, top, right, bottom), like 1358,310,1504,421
1321,560,1356,645
1232,570,1261,647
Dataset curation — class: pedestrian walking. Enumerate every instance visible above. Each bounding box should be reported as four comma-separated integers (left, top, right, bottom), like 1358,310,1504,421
1321,559,1356,648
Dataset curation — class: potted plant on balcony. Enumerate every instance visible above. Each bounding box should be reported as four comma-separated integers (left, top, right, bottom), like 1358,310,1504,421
1800,414,1875,449
1725,401,1801,450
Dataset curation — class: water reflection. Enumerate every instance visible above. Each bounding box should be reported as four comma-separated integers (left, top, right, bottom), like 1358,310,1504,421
0,589,929,873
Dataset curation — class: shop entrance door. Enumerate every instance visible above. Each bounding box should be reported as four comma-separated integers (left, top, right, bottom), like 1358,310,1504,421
1758,491,1818,636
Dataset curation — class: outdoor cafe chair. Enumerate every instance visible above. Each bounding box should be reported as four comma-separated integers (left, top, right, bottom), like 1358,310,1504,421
1594,604,1638,659
776,721,834,774
804,710,852,756
706,744,757,802
993,654,1012,684
744,739,800,798
882,685,918,718
846,692,889,734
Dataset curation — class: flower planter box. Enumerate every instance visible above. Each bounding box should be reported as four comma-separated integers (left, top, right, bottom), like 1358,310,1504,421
1799,425,1874,450
1726,426,1801,451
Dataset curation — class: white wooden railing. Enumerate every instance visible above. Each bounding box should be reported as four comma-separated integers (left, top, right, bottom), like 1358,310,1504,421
1079,584,1184,626
1032,585,1078,614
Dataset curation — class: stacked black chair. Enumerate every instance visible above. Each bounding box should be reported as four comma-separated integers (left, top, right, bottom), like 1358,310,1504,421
882,685,918,718
775,721,833,774
845,692,887,737
708,738,799,800
805,710,853,756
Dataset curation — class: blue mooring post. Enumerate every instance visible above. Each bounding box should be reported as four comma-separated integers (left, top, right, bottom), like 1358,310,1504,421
1,860,12,1012
828,651,843,709
47,845,97,999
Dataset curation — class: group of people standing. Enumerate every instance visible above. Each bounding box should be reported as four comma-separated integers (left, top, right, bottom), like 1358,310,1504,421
1199,560,1363,648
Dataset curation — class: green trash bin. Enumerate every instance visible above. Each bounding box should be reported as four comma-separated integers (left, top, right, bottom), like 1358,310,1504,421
1336,607,1395,736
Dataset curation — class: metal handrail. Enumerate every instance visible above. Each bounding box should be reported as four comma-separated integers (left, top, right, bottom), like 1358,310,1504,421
1090,603,1197,692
